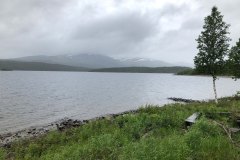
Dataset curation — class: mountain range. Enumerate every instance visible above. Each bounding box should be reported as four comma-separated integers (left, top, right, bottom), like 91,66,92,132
9,54,191,69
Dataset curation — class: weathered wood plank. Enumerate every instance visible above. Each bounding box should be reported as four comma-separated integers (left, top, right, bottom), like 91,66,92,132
185,112,201,126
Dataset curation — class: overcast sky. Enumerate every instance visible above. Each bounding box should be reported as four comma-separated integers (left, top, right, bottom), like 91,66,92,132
0,0,239,64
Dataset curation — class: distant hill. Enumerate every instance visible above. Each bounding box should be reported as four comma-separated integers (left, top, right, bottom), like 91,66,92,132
11,54,123,69
90,67,192,73
10,54,178,69
0,60,88,71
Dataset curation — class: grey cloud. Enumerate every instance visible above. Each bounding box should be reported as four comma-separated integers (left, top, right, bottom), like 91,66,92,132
181,17,203,30
0,0,239,64
160,3,190,16
73,11,157,42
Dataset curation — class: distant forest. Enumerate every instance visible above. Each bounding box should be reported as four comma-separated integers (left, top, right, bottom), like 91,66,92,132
90,67,191,73
0,60,191,74
0,60,88,71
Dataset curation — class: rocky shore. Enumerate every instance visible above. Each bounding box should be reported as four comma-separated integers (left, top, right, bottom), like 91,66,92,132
0,97,220,148
0,109,138,148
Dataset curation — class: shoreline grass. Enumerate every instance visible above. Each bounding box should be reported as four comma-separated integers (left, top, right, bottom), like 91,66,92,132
1,98,240,160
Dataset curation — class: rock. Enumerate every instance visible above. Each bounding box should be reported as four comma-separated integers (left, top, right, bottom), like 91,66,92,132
16,134,21,138
104,115,113,120
83,120,89,123
112,114,118,118
98,116,105,120
56,124,64,131
3,143,11,148
55,118,83,131
5,133,12,137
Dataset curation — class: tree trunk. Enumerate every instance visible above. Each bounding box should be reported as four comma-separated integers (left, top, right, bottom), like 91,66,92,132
212,77,218,104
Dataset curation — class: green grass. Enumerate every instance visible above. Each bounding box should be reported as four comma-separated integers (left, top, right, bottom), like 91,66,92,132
1,99,240,160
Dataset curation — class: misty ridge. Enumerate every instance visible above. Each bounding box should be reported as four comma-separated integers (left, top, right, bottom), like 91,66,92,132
11,54,174,68
0,54,192,72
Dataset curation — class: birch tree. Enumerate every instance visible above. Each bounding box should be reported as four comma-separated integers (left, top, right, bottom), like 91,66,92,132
194,6,231,103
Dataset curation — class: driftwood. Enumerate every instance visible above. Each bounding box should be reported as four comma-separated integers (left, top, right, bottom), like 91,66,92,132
213,121,234,143
230,128,240,133
212,120,240,147
168,97,201,103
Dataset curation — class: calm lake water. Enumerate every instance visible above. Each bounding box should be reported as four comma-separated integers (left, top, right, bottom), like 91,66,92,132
0,71,240,133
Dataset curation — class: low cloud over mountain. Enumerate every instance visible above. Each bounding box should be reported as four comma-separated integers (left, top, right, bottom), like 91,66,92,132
0,0,239,64
11,54,189,69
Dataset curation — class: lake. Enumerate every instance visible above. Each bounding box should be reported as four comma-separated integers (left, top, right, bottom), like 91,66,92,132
0,71,240,133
